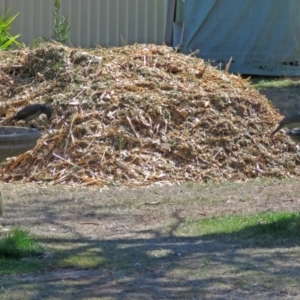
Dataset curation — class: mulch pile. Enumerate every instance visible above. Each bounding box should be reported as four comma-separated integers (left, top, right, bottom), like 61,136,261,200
0,43,299,186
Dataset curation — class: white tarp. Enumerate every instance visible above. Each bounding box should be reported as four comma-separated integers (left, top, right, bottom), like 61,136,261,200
180,0,300,75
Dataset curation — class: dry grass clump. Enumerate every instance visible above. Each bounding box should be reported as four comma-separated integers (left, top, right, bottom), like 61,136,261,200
0,43,299,186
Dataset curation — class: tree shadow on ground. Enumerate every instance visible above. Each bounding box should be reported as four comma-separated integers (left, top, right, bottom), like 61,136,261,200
2,208,300,299
251,78,300,115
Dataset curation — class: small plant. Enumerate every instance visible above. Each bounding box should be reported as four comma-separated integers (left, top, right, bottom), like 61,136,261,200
0,227,44,259
52,0,71,44
118,137,126,150
0,8,21,50
30,36,49,49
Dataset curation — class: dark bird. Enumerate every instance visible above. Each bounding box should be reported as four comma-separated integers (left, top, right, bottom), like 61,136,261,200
2,104,52,127
285,129,300,144
271,112,300,136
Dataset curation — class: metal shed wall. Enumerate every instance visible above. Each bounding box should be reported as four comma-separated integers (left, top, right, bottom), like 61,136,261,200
1,0,167,47
180,0,300,76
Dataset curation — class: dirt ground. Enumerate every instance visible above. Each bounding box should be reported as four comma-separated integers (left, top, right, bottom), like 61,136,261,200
1,88,300,300
260,84,300,116
1,176,300,300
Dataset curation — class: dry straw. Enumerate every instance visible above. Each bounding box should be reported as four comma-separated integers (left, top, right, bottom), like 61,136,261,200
0,43,299,186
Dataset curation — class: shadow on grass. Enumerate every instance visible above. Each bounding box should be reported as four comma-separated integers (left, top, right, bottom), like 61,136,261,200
1,209,300,299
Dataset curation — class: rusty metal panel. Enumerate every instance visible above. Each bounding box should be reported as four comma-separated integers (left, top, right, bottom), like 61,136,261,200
4,0,167,47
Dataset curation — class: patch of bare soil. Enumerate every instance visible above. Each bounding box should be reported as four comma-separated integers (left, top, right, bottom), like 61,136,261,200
261,86,300,116
0,180,300,299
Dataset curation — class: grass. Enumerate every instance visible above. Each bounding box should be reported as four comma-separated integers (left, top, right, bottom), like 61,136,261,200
1,180,300,299
250,76,300,89
0,227,44,260
0,228,46,275
2,210,297,275
0,259,45,275
177,211,300,246
61,250,108,268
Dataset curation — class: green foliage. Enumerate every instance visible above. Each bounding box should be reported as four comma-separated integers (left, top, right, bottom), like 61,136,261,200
52,0,71,44
180,211,300,246
0,227,44,259
0,8,21,50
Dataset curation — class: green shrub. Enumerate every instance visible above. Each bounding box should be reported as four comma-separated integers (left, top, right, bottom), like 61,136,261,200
52,0,71,44
0,8,21,50
0,227,44,259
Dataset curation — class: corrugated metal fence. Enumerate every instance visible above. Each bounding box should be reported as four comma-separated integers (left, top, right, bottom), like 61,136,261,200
0,0,167,47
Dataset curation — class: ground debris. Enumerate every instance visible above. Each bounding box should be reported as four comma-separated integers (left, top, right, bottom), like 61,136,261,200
0,43,298,186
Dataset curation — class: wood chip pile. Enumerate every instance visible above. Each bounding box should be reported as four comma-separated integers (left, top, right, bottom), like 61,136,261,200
0,43,299,186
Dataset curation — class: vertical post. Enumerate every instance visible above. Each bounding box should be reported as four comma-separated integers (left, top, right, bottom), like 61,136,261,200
164,0,176,46
0,191,3,216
